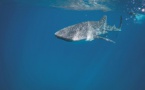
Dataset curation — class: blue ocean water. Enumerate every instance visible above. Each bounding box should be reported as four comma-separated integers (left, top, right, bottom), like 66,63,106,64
0,0,145,90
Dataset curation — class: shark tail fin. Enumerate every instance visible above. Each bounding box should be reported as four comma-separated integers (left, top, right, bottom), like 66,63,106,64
119,16,122,29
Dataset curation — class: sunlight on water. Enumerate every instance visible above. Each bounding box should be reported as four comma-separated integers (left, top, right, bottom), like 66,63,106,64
134,13,145,23
51,0,112,11
125,0,145,24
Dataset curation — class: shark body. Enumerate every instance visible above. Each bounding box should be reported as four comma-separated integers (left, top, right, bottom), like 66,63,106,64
55,15,122,43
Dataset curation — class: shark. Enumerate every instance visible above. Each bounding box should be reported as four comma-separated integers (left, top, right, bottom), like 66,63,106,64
55,15,122,43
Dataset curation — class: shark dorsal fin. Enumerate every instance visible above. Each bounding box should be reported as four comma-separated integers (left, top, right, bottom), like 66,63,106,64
100,15,107,23
99,15,107,28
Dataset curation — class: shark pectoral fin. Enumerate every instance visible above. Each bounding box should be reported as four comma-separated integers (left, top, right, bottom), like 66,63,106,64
98,36,115,43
